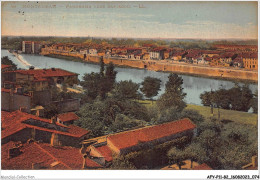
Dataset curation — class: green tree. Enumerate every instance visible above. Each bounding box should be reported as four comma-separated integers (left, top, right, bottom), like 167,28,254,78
99,56,105,76
157,74,186,111
112,80,141,100
250,90,258,114
110,156,136,170
1,56,17,70
44,104,59,119
167,147,187,169
140,77,161,103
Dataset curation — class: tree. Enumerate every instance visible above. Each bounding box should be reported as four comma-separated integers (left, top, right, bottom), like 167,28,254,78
1,56,17,70
99,57,105,77
112,80,141,100
110,156,136,170
180,109,204,125
80,62,117,100
167,147,187,169
157,74,186,111
140,77,161,103
80,72,102,100
250,90,258,114
200,91,214,107
44,104,59,119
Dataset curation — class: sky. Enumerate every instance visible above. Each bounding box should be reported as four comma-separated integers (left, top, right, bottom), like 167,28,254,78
1,1,258,39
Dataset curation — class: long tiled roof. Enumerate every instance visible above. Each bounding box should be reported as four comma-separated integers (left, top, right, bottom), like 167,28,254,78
107,118,196,151
5,68,78,81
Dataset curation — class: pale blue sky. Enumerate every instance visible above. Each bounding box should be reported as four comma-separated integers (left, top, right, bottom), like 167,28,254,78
1,1,258,39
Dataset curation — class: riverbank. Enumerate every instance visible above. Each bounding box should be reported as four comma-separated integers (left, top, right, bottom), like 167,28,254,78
43,53,257,84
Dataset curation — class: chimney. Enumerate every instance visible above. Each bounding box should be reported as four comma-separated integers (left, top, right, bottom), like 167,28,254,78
19,107,27,113
82,154,88,169
29,66,35,70
50,116,57,124
252,156,258,168
50,133,59,147
51,68,56,71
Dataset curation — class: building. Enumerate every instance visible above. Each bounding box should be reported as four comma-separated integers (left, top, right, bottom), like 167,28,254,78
2,110,90,147
1,141,102,170
1,88,32,113
2,68,79,91
242,53,258,70
22,41,32,54
1,64,13,72
106,118,196,155
32,41,42,54
57,112,79,125
149,48,167,60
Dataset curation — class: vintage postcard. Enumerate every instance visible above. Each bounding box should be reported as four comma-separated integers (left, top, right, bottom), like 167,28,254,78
1,1,258,179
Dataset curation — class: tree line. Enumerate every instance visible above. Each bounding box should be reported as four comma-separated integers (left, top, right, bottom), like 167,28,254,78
200,84,257,113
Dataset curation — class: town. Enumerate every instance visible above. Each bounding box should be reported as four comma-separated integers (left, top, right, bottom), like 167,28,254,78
1,1,258,177
1,38,258,170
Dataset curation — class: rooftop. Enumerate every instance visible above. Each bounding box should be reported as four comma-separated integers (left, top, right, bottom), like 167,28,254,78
4,68,78,81
1,111,89,140
107,118,196,151
1,141,102,170
57,112,79,122
1,64,12,69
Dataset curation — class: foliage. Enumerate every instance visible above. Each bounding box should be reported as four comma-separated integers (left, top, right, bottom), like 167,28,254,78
157,74,186,112
80,61,117,100
109,156,136,170
75,98,149,137
124,136,190,169
140,77,161,101
44,104,59,119
200,84,254,112
1,56,17,70
250,90,258,114
180,109,204,125
112,80,141,100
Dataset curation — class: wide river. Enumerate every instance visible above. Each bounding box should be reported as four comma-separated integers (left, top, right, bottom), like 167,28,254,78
1,49,257,106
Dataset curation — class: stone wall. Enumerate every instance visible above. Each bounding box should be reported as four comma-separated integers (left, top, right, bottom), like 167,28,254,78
41,51,258,82
52,98,80,113
1,91,31,113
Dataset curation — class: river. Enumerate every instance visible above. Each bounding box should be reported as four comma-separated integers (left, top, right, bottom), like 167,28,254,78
1,49,257,106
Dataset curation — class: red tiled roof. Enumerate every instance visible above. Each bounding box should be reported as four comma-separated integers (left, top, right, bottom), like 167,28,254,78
1,111,89,139
1,141,101,170
1,88,11,93
1,141,68,170
58,112,79,122
5,68,78,80
107,118,196,151
192,163,212,170
94,145,113,162
1,64,12,69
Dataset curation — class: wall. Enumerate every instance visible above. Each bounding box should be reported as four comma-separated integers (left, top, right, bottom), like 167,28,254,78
1,91,31,113
2,128,32,144
32,90,51,106
41,51,258,82
52,98,80,113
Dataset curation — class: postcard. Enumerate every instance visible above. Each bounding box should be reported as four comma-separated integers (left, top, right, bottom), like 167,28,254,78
1,1,258,180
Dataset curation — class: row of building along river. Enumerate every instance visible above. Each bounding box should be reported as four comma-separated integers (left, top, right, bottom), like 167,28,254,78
1,49,257,106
